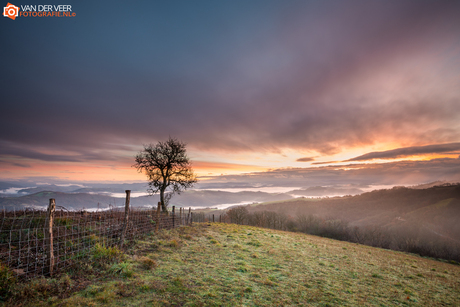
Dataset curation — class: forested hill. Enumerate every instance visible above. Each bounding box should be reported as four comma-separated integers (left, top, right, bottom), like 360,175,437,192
248,183,460,241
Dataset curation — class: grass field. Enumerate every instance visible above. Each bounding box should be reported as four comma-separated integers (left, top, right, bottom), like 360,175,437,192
3,223,460,306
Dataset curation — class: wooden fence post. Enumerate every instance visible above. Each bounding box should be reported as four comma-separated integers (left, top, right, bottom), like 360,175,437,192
219,215,222,223
179,207,182,225
172,206,175,228
46,199,56,276
119,190,131,248
155,202,161,233
213,214,215,223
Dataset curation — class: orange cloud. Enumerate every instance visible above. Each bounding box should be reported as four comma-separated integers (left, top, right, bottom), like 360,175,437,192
346,142,460,162
192,161,268,177
0,156,269,182
0,159,144,182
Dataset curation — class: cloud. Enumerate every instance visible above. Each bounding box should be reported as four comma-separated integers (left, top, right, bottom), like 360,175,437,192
296,157,315,162
11,162,31,168
1,1,460,156
0,159,31,168
205,157,460,188
346,142,460,162
312,161,340,165
192,161,267,172
0,141,124,163
0,0,460,182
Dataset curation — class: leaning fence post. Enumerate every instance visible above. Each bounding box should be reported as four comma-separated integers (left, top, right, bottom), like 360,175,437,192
119,190,131,248
46,199,56,276
172,206,175,228
155,202,161,233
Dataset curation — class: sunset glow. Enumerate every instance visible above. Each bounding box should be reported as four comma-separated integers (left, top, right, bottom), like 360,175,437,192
1,1,460,187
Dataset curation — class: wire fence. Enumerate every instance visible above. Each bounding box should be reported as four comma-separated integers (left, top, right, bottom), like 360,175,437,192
0,190,192,280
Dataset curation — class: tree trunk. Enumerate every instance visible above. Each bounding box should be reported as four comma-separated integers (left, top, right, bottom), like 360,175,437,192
160,187,167,212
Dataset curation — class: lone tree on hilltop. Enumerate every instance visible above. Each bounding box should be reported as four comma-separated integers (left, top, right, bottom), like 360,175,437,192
133,137,197,212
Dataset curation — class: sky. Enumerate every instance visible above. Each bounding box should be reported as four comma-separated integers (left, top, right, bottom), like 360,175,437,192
1,0,460,187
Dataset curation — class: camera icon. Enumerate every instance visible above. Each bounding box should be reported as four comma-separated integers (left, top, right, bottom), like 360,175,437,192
3,3,19,20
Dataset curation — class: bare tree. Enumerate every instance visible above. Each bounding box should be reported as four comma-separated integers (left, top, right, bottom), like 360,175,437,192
252,211,266,227
226,206,249,225
133,137,197,212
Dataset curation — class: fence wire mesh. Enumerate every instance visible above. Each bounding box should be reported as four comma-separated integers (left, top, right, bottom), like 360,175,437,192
0,205,191,279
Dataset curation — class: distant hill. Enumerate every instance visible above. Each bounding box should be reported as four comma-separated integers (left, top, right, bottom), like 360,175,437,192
3,183,460,244
16,185,87,195
0,191,124,211
0,181,28,191
289,185,364,197
247,183,460,242
7,183,149,196
0,190,293,211
169,190,293,208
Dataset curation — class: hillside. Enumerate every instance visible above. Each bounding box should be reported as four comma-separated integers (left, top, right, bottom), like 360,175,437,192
3,223,459,306
246,184,460,242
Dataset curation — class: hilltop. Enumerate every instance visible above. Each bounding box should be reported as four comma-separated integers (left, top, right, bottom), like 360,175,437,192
3,223,459,306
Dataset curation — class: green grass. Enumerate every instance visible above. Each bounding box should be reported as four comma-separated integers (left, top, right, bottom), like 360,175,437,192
3,223,460,306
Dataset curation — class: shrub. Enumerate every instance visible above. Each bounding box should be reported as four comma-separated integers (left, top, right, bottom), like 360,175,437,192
139,257,157,270
92,244,122,260
0,263,16,300
108,262,134,278
91,244,124,269
168,239,179,248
